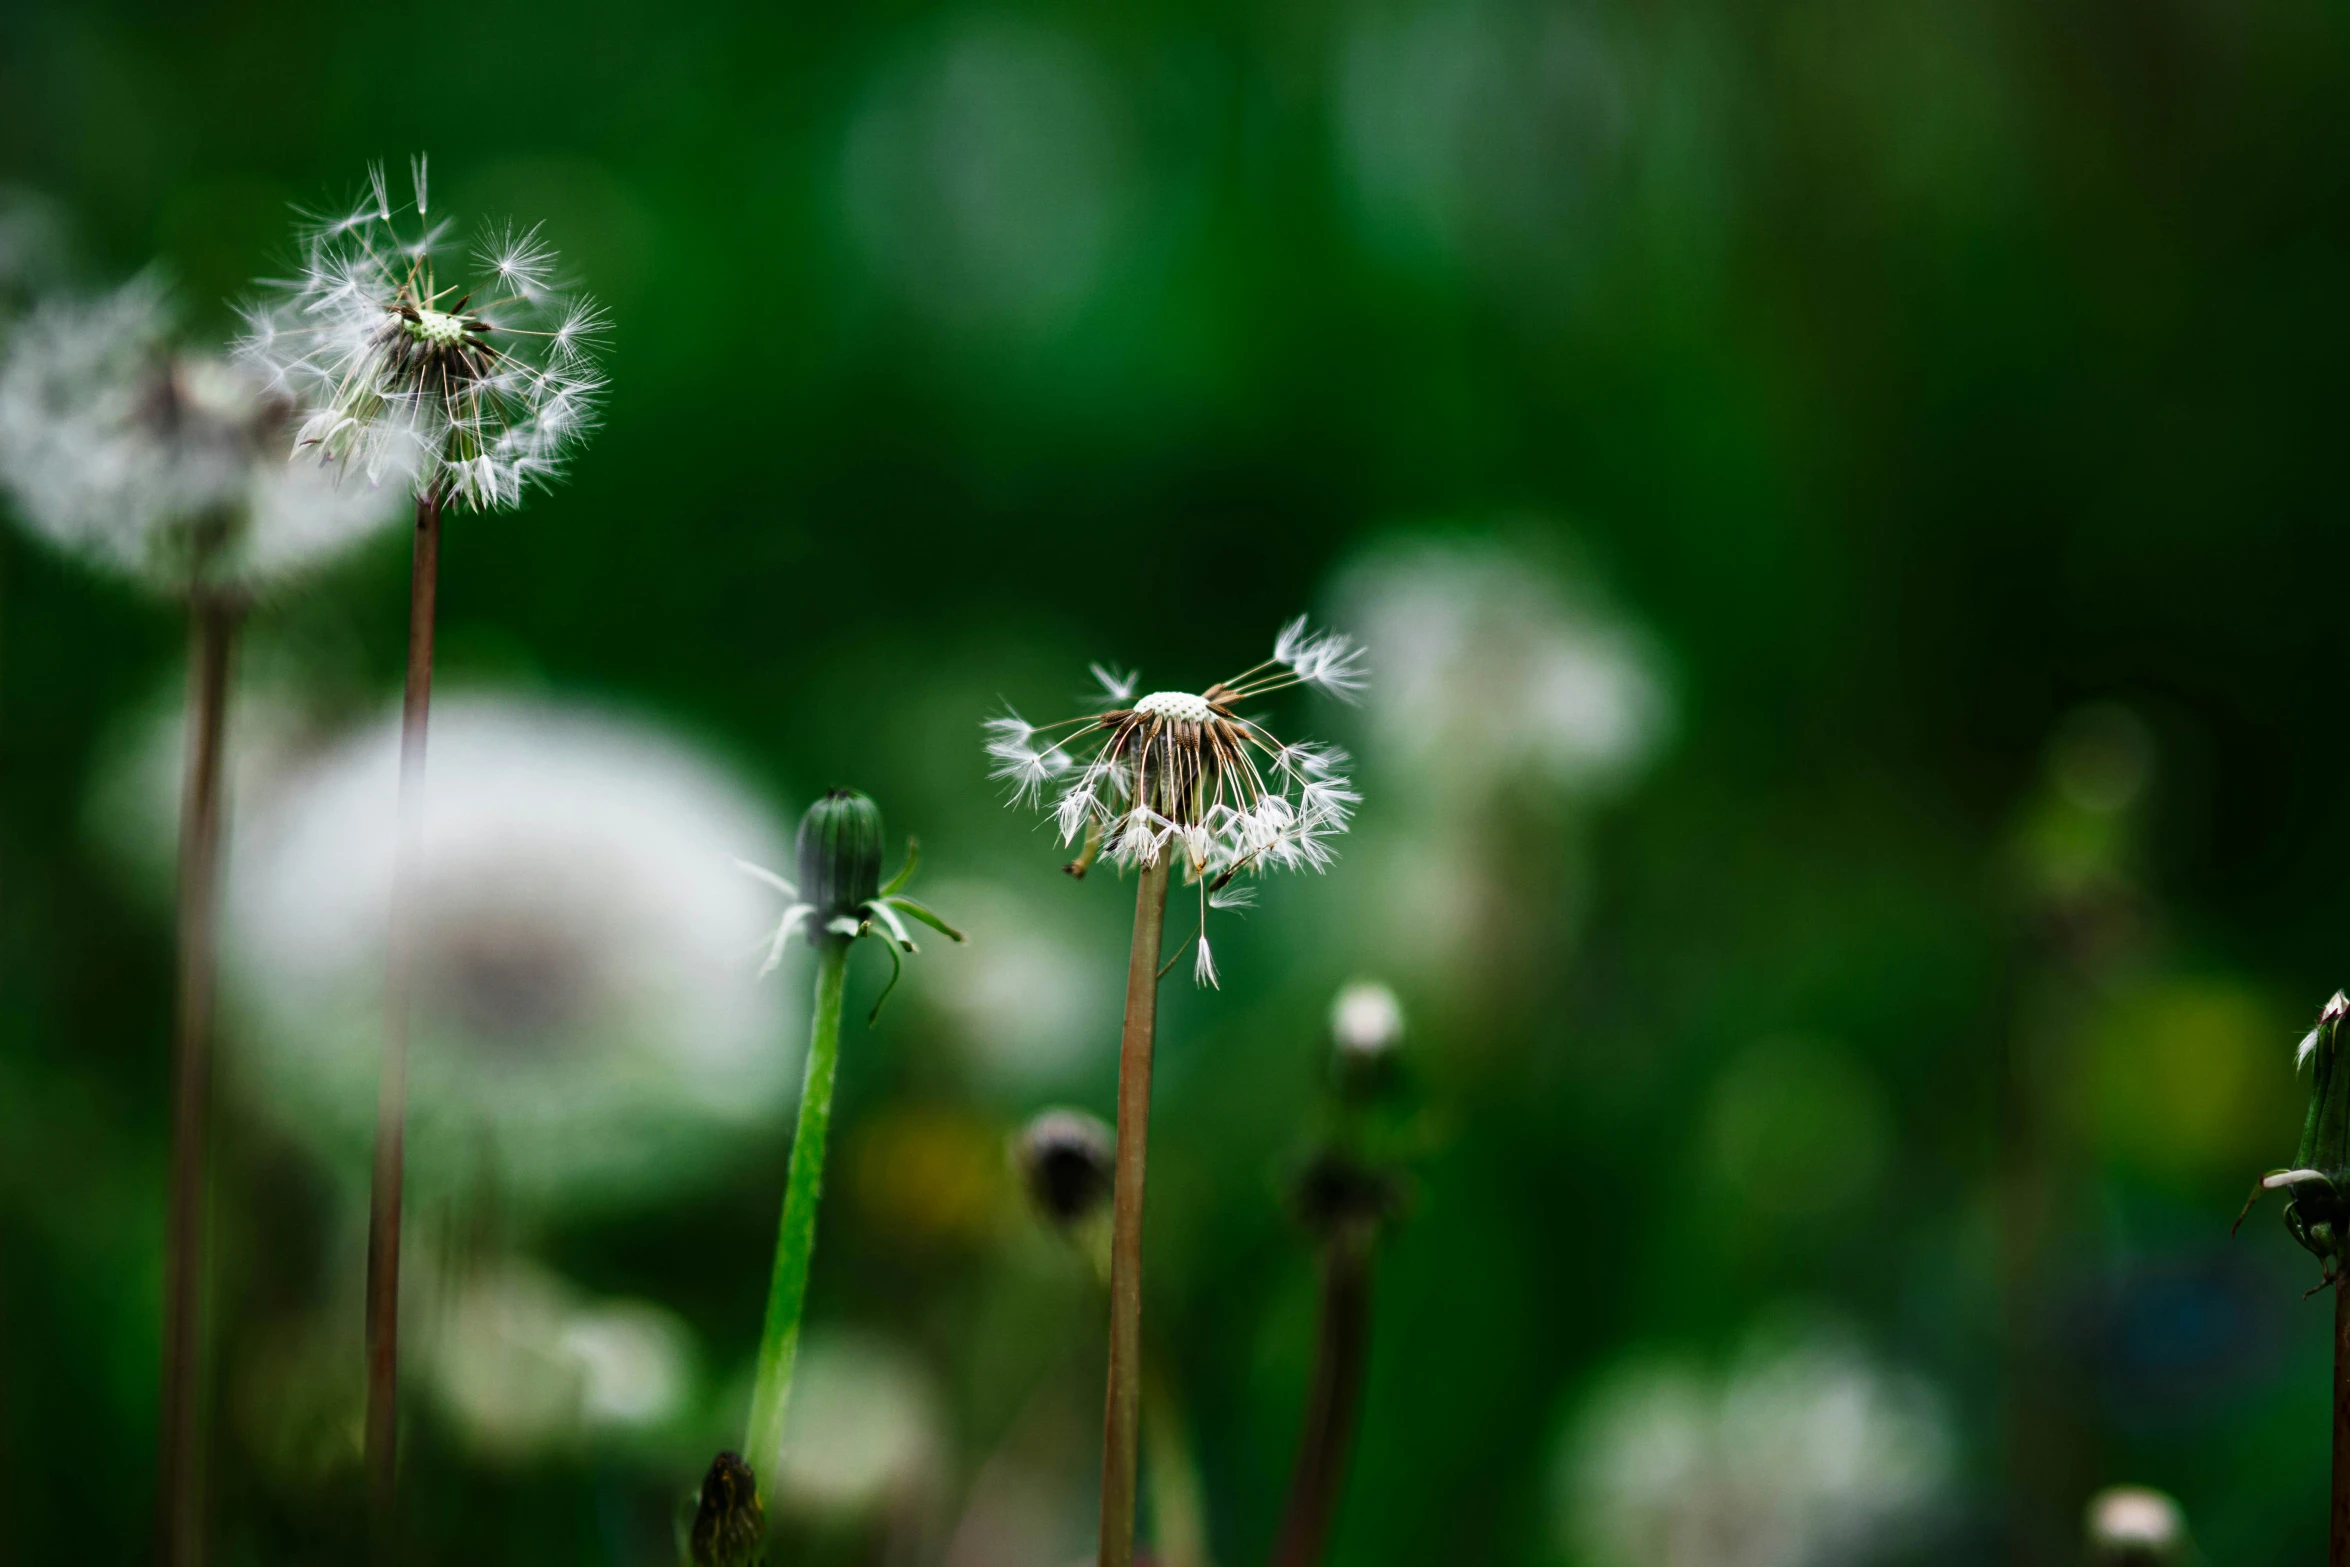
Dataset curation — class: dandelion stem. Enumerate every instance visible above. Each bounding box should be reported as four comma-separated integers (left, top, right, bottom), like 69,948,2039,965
744,940,852,1491
1099,859,1170,1567
365,486,441,1519
2334,1278,2349,1567
1270,1223,1376,1567
157,587,238,1567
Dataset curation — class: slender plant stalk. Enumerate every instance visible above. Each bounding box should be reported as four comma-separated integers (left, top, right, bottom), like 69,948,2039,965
365,487,442,1517
2335,1279,2349,1567
744,942,852,1487
157,588,238,1567
1099,860,1170,1567
1270,1225,1375,1567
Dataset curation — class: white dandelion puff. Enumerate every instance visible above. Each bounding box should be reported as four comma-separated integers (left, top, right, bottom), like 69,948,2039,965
985,618,1363,983
221,696,793,1211
237,157,606,510
1329,980,1403,1060
1555,1320,1950,1567
0,276,406,595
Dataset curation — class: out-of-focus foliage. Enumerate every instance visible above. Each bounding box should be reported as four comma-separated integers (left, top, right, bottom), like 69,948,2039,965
6,0,2350,1562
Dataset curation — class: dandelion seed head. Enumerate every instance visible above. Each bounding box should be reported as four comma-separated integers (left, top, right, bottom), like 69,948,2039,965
1134,689,1215,724
236,157,604,512
988,619,1363,980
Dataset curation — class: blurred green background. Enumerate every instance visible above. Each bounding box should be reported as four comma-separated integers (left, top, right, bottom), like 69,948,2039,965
6,0,2350,1562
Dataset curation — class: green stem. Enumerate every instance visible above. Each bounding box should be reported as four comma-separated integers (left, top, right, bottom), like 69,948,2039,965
744,940,851,1490
2335,1277,2349,1567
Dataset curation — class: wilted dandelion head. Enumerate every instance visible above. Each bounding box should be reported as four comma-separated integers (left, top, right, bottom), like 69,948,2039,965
0,276,406,595
223,696,791,1211
237,157,606,511
985,617,1364,984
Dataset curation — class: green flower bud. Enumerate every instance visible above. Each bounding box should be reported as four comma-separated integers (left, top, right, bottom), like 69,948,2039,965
2243,991,2350,1280
688,1450,765,1567
797,788,884,941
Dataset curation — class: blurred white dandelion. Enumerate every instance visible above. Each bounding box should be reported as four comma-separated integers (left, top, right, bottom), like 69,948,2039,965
1330,978,1406,1063
1334,534,1667,804
1554,1319,1950,1567
236,157,605,509
424,1255,698,1458
0,276,407,594
768,1332,945,1516
2085,1485,2187,1566
919,879,1114,1090
1327,532,1668,987
221,695,793,1210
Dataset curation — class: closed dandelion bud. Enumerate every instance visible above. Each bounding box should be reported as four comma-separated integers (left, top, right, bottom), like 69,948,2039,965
2084,1485,2186,1566
797,789,884,943
2242,990,2350,1284
1015,1109,1114,1232
689,1450,765,1567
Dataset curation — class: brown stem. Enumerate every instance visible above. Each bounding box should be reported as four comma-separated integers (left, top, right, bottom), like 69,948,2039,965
1099,859,1170,1567
365,488,441,1522
157,591,238,1567
1269,1226,1375,1567
2334,1278,2349,1567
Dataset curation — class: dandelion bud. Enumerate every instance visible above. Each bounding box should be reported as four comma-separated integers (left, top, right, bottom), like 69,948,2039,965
1014,1109,1114,1232
797,789,884,941
2247,990,2350,1281
689,1450,765,1567
1328,980,1404,1101
2084,1485,2186,1566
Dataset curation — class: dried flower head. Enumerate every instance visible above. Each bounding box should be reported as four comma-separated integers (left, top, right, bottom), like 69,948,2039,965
237,157,605,510
690,1450,766,1567
985,617,1364,986
0,276,405,595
